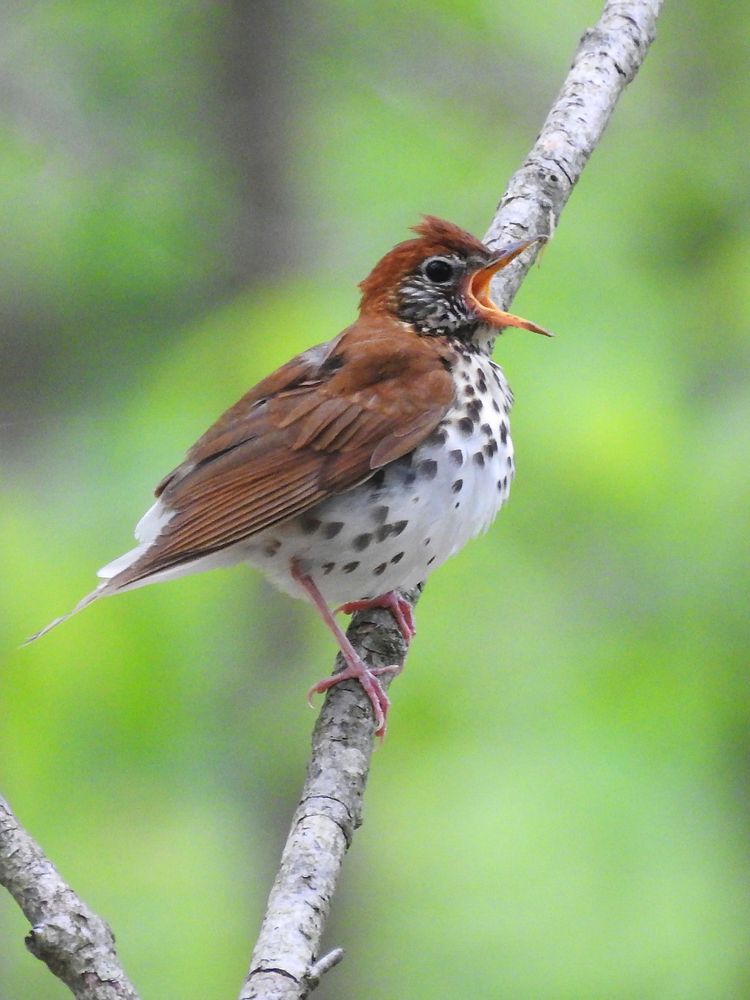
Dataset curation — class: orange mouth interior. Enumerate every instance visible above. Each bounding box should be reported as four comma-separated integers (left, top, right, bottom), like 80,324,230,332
468,238,552,335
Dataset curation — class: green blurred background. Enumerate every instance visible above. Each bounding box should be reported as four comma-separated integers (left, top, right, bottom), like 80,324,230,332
1,2,749,997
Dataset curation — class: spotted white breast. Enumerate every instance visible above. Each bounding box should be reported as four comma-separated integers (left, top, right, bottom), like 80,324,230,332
241,351,515,604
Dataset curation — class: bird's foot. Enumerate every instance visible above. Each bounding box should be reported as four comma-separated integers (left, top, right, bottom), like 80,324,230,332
307,659,402,738
291,563,405,738
336,591,416,645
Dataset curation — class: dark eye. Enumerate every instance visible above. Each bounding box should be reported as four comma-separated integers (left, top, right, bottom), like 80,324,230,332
423,257,455,284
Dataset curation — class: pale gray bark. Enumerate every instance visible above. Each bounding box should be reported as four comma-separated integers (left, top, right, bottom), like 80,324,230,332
0,2,664,997
0,795,140,1000
240,3,664,998
485,0,664,301
239,591,415,1000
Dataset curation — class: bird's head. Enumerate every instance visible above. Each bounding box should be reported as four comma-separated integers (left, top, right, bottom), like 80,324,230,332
359,216,550,347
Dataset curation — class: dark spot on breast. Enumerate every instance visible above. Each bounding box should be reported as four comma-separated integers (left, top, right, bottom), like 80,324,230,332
353,533,372,551
473,452,485,468
507,455,513,468
263,538,281,557
418,459,438,480
452,478,463,493
476,373,487,393
373,562,387,576
343,561,360,573
463,384,475,396
300,516,321,534
323,521,344,539
371,505,389,524
503,475,509,488
467,398,483,419
457,416,474,436
375,524,393,542
424,537,431,546
391,552,404,564
450,449,464,467
480,423,492,436
370,469,386,490
500,423,508,444
392,520,408,536
426,427,448,446
404,470,417,487
427,555,436,565
484,440,498,457
454,501,460,509
322,561,336,574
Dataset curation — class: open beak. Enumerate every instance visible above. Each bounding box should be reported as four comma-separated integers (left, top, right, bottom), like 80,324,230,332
467,238,552,335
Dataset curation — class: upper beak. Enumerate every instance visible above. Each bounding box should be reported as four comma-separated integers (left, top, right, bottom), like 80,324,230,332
467,237,552,336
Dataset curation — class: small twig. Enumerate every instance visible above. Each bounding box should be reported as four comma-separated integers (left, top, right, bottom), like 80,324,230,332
301,947,345,998
0,794,140,1000
240,2,664,997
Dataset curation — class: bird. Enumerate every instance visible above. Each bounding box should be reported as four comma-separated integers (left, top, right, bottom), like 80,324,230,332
28,216,551,736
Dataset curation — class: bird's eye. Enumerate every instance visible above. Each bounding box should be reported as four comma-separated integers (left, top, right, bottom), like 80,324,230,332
423,257,456,284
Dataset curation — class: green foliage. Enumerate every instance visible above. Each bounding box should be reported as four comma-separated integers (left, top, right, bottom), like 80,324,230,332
2,2,749,998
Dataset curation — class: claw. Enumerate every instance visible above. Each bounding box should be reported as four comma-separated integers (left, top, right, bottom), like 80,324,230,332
336,591,416,644
306,661,402,737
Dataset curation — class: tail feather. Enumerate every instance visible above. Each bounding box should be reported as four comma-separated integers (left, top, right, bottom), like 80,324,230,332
97,543,150,581
25,530,155,645
23,586,106,646
24,497,233,645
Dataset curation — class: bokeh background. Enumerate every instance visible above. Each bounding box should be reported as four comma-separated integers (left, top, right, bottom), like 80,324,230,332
1,2,748,998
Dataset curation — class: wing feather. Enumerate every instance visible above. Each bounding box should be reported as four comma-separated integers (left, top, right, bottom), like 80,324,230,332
109,319,456,589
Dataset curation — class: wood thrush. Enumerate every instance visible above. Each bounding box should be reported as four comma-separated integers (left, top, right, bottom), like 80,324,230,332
29,217,550,735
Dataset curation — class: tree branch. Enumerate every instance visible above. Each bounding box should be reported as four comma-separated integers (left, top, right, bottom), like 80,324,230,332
0,794,140,1000
0,3,663,997
239,587,416,1000
240,2,664,997
484,0,663,292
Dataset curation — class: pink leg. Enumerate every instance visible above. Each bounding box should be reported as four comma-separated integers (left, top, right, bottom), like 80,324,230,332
292,564,402,738
335,591,416,645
